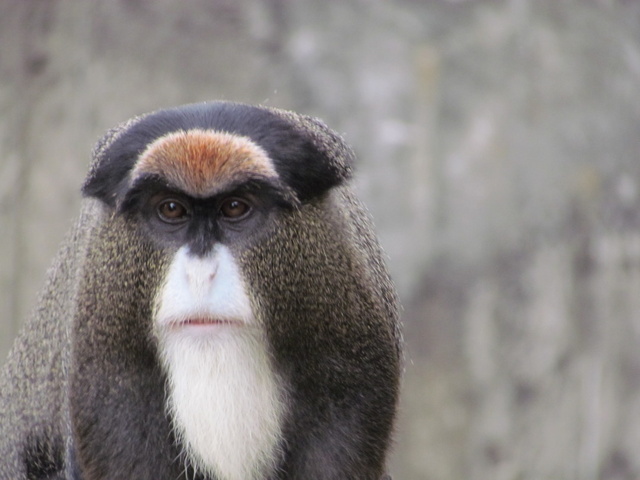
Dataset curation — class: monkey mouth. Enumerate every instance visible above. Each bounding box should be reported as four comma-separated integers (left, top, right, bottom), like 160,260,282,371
183,318,239,326
166,316,244,329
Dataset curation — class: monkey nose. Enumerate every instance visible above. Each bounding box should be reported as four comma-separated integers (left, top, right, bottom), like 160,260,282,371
184,255,219,293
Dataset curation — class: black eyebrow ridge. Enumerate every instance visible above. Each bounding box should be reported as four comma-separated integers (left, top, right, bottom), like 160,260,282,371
118,173,298,216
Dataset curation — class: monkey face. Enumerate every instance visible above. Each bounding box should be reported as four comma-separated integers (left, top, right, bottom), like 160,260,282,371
113,128,292,341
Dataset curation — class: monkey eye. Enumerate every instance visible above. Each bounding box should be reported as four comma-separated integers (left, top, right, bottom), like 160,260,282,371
157,199,190,224
219,197,251,220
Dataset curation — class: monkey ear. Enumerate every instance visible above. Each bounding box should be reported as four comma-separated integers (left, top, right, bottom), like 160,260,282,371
82,117,157,208
264,111,355,202
81,156,131,208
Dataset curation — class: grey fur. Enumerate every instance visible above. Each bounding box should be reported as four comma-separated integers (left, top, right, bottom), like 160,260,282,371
0,102,402,480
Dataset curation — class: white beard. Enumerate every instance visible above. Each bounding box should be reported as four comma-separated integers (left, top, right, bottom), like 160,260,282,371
153,245,287,480
159,327,286,480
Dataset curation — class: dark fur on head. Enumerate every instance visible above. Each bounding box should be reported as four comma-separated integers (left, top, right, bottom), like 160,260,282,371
83,102,354,207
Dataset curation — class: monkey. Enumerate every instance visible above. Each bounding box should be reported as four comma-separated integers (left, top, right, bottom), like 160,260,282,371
0,101,402,480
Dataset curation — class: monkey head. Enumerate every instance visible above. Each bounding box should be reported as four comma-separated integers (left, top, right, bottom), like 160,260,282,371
2,101,401,480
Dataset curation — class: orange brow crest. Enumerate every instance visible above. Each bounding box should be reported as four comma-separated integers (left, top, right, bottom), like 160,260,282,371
131,129,278,196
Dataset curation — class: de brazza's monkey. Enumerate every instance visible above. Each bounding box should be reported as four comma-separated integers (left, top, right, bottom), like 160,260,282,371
0,101,402,480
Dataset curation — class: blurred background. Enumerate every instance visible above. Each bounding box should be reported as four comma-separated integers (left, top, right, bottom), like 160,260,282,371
2,0,640,478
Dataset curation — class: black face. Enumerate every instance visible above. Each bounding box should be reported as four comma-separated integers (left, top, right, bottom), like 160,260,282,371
121,176,289,256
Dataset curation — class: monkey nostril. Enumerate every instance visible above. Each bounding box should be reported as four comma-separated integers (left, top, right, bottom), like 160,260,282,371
184,260,218,291
191,267,216,280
